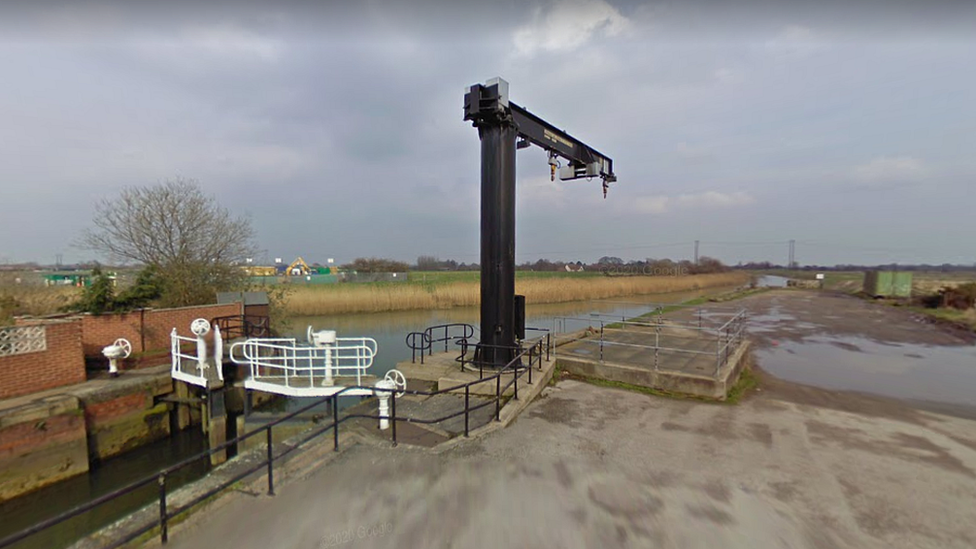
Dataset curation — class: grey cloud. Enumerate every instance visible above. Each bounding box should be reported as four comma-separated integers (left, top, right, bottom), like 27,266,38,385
1,0,975,266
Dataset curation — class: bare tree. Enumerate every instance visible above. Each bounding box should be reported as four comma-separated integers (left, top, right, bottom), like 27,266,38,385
81,178,256,307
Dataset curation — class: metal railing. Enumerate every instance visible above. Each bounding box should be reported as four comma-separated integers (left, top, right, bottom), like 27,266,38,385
405,323,475,364
212,314,270,340
228,337,377,397
456,329,552,379
554,309,747,378
0,338,548,549
170,329,223,388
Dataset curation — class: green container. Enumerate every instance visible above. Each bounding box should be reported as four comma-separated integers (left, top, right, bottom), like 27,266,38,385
863,271,912,298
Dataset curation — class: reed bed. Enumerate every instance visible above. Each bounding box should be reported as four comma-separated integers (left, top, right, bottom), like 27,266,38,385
283,272,749,316
0,285,80,324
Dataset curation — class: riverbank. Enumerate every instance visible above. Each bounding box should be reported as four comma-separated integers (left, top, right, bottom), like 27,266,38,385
283,272,749,316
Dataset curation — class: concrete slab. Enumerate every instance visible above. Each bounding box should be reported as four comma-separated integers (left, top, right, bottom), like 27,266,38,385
556,327,748,399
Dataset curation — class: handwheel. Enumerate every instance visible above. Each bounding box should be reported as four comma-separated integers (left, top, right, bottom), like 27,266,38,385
190,318,211,336
114,338,132,358
384,369,406,398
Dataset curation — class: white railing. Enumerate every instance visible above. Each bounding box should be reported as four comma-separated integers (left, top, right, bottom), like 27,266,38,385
171,327,223,388
228,337,378,397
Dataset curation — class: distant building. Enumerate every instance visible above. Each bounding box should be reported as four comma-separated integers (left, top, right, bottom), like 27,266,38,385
43,271,116,288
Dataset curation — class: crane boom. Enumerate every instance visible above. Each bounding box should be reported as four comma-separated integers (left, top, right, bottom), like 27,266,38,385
509,101,616,184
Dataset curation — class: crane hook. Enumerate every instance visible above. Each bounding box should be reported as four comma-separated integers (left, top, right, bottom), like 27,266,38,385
548,152,558,182
603,179,609,199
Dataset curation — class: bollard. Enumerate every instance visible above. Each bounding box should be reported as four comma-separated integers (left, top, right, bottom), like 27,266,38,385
374,379,395,430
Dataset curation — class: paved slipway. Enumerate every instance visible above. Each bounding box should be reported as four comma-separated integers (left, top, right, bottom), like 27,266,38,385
166,292,976,549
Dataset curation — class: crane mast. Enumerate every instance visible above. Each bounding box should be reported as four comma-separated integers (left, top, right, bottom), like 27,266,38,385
463,77,617,367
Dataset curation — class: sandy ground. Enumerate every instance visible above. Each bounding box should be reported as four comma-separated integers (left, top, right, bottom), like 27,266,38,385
162,291,976,549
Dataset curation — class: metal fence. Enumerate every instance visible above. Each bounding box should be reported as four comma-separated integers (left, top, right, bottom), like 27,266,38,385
553,306,747,378
405,323,475,364
0,337,550,549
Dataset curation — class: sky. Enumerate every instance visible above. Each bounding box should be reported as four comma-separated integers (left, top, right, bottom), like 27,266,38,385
1,0,974,267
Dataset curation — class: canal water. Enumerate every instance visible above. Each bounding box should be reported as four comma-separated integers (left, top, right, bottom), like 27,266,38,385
1,288,718,548
0,429,208,549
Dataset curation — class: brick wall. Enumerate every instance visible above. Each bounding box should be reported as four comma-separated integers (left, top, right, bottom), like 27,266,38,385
0,412,85,455
0,320,86,399
80,302,242,357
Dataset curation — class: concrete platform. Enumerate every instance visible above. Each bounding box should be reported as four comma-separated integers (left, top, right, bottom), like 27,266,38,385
556,328,749,399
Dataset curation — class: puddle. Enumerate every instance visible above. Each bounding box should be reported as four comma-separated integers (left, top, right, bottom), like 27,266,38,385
756,336,976,407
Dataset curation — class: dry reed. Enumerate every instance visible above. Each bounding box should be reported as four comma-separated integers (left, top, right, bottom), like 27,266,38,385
0,285,79,324
283,272,749,316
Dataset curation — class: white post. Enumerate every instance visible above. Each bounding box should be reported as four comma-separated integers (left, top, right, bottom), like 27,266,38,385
196,332,208,368
324,347,334,386
374,379,395,430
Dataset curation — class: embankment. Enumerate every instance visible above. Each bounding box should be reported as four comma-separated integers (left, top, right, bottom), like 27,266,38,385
284,272,749,316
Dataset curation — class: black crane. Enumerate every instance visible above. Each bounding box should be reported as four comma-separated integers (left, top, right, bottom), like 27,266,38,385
463,77,617,367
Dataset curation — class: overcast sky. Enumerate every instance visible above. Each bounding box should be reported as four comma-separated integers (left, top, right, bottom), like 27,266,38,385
1,0,974,267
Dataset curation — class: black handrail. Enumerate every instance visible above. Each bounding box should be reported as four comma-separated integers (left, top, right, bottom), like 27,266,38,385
0,336,550,549
405,323,474,364
212,314,271,339
405,331,432,364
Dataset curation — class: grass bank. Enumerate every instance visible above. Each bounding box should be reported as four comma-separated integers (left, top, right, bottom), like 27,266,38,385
282,272,749,316
909,306,976,333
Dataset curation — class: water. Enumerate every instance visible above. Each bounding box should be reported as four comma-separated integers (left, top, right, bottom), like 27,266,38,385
755,275,789,288
752,302,976,414
279,289,719,413
758,336,976,407
0,429,208,549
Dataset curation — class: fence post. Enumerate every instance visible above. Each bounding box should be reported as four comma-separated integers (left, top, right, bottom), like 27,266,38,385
600,322,604,362
546,332,551,362
158,473,168,544
495,375,501,421
513,366,519,400
464,385,470,437
266,427,275,496
390,391,397,447
332,396,339,451
528,348,533,385
654,329,659,371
